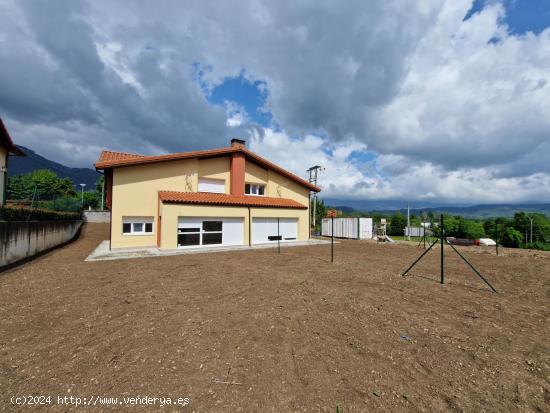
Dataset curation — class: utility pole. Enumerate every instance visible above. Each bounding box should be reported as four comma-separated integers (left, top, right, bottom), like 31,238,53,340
307,165,323,231
101,178,105,211
528,215,534,244
79,183,86,207
407,204,411,241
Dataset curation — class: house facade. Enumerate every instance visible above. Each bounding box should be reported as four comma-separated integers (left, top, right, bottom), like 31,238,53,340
0,118,25,206
95,139,321,250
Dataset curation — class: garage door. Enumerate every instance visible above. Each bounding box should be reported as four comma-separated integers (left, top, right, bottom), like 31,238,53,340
177,217,243,248
252,218,298,244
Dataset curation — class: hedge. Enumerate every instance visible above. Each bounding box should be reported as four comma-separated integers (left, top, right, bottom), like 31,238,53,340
0,205,81,221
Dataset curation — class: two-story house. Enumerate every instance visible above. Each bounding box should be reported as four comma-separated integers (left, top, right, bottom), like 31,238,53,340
95,139,321,250
0,118,25,206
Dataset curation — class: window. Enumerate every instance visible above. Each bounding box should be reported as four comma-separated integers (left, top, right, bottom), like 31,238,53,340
202,221,223,245
122,217,154,235
198,178,225,193
245,183,265,196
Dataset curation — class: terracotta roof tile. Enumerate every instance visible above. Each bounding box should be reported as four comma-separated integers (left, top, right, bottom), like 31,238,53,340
97,150,145,163
159,191,308,209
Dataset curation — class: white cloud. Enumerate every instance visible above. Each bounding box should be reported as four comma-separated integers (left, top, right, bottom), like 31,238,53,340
249,128,550,203
0,0,549,202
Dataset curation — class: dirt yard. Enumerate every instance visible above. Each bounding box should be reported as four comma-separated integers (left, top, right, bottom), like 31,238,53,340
1,224,549,412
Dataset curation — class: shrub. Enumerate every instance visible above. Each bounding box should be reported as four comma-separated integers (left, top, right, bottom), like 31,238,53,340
0,205,81,221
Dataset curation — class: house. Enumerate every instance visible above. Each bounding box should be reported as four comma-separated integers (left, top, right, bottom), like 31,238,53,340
0,118,25,206
94,139,321,250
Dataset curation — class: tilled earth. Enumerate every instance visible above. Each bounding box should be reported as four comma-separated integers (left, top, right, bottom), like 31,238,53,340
1,223,549,412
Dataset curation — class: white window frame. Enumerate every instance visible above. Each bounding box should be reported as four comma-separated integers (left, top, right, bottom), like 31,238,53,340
122,217,154,235
198,178,226,193
245,183,265,196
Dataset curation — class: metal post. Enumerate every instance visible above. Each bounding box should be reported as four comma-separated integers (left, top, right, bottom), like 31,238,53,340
277,217,280,254
407,204,410,241
423,226,426,249
447,241,498,293
101,178,105,211
440,214,444,284
401,238,439,276
529,216,533,244
331,216,334,263
495,222,499,256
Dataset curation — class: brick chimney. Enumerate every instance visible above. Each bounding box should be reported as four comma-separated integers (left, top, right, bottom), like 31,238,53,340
230,138,246,149
230,139,246,196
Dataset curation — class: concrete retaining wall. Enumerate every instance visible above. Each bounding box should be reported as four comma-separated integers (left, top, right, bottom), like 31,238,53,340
83,210,111,223
0,220,82,268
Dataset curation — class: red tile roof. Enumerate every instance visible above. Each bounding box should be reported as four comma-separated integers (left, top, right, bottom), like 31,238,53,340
159,191,308,209
97,150,145,163
0,118,25,156
95,146,321,192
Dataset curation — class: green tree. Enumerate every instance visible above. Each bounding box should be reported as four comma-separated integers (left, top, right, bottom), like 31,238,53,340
501,227,523,248
7,170,76,201
313,197,327,232
388,211,406,236
457,218,485,239
82,192,99,209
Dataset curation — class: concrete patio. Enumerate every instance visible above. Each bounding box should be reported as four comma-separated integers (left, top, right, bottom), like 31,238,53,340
85,238,333,261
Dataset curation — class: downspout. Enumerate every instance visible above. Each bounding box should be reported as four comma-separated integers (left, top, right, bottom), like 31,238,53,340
248,206,252,246
308,192,311,239
157,193,162,248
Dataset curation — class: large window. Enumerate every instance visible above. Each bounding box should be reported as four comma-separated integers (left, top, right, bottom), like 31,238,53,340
202,221,223,245
177,227,201,246
245,183,265,196
177,220,223,246
122,217,154,235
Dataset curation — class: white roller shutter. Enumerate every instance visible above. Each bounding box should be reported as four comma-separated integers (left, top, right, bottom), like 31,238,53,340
252,218,298,244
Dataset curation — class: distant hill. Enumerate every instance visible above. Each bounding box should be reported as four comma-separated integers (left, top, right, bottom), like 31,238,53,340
323,198,550,218
8,145,99,189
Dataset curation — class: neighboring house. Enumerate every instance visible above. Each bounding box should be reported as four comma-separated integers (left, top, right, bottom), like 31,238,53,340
95,139,321,250
0,118,25,206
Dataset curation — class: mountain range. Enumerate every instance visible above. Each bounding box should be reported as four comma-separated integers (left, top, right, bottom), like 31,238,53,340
322,198,550,218
7,146,548,218
8,145,100,189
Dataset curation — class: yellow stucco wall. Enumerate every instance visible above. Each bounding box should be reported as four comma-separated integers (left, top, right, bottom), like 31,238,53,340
267,169,310,205
198,157,230,193
109,155,312,249
160,203,309,249
245,161,268,185
111,158,198,248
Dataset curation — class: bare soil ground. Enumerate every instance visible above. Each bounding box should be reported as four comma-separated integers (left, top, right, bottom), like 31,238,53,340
1,224,549,412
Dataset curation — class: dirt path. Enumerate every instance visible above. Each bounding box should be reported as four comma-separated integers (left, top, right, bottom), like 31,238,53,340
1,224,549,412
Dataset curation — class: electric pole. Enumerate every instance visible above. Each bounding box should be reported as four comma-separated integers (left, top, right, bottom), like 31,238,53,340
307,165,323,231
407,204,411,241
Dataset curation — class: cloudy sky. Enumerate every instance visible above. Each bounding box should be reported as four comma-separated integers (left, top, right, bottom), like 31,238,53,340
1,0,549,203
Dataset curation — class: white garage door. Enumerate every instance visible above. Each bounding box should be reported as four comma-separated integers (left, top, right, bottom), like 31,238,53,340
177,217,243,248
252,218,298,244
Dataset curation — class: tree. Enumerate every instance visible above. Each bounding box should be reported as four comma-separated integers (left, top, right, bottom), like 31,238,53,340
7,170,76,201
501,227,523,248
388,211,406,236
313,197,327,232
457,218,485,239
82,192,100,209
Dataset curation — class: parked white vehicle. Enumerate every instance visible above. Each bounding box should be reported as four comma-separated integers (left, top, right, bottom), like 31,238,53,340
479,238,497,246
